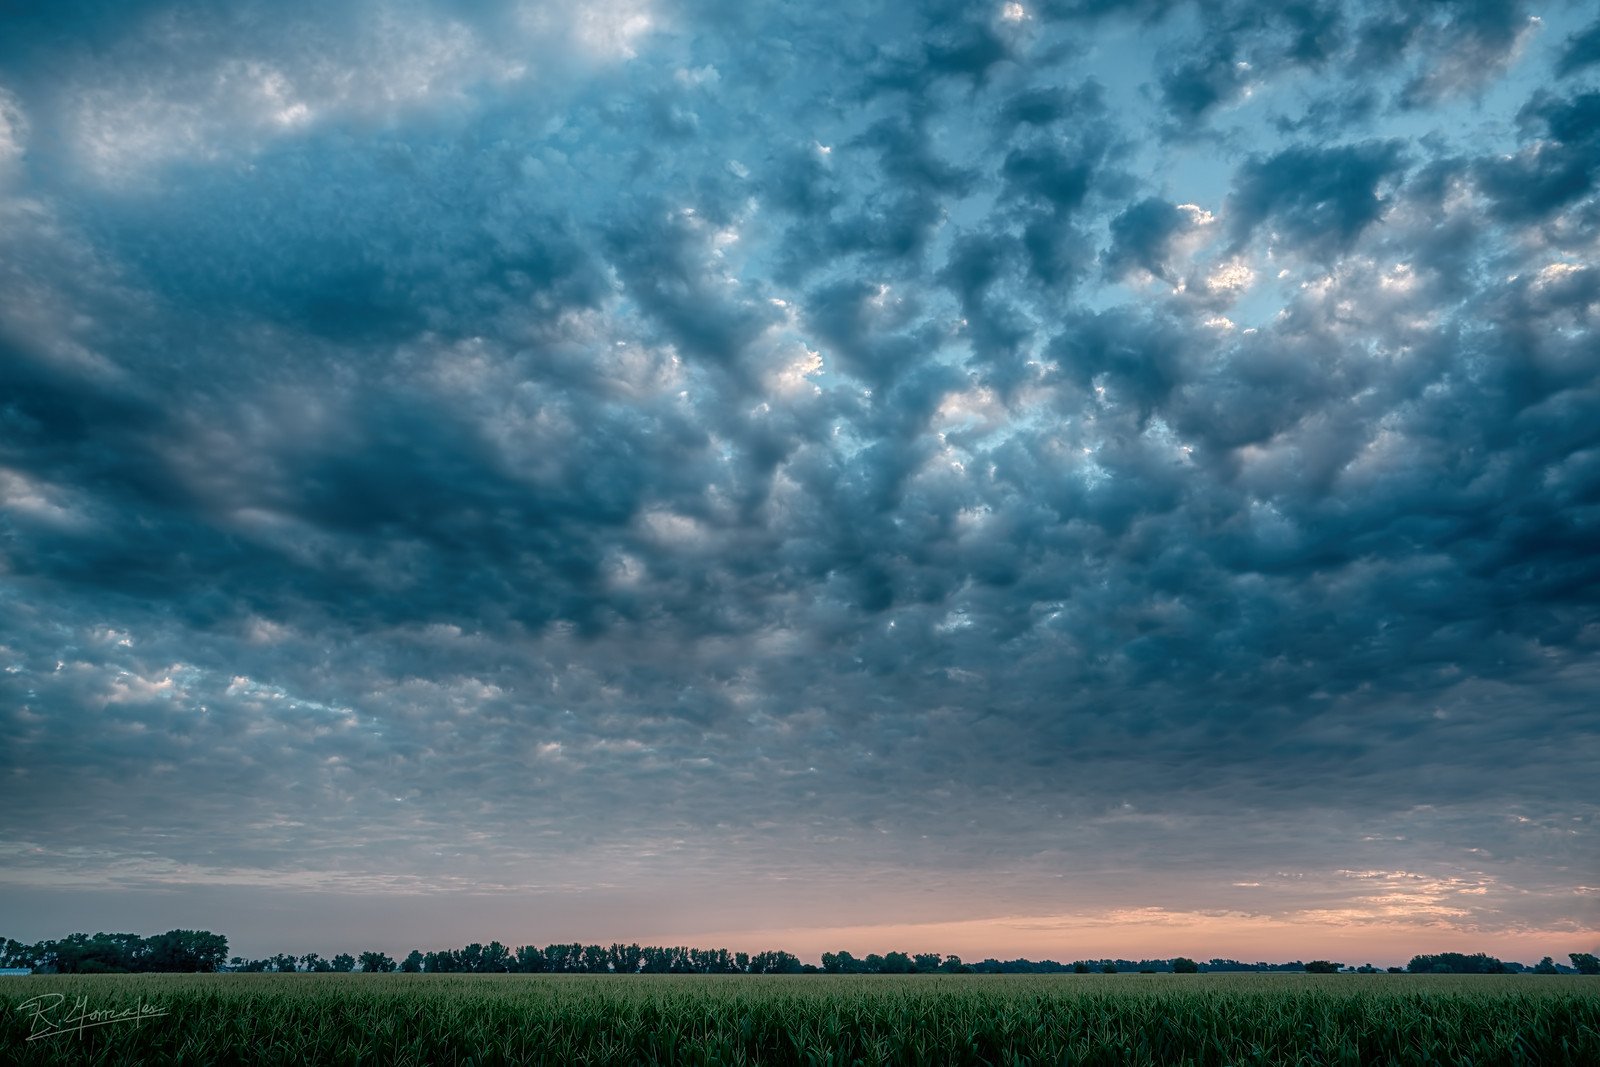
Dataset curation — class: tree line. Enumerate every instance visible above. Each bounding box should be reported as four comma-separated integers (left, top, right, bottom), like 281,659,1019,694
5,932,1595,976
231,944,811,975
1407,952,1599,975
0,930,229,974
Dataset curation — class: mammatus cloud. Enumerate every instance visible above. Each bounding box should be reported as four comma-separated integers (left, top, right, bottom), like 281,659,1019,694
1,0,1597,961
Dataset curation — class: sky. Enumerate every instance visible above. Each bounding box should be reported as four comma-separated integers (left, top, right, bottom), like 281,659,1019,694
1,0,1597,967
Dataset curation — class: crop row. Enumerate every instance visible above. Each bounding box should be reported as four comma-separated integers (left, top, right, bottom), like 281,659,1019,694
3,973,1597,1065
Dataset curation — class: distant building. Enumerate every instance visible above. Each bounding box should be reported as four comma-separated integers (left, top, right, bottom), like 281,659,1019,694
0,967,31,976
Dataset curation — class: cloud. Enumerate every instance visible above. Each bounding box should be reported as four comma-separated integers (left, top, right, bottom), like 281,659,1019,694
1556,15,1600,78
1102,198,1210,282
1476,90,1600,223
1,0,1596,959
1227,140,1405,258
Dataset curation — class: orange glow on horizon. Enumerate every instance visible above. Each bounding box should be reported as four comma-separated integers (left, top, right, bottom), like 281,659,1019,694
652,910,1600,968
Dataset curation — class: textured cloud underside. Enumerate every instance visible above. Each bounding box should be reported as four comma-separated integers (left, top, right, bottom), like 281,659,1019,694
1,0,1597,951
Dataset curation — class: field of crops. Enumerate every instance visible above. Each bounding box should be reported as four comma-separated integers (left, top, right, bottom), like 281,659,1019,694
3,972,1597,1065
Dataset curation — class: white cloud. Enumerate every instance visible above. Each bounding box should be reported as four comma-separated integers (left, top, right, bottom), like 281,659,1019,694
0,88,26,181
571,0,655,59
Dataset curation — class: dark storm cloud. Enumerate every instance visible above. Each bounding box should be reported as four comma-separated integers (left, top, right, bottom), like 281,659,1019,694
1476,90,1600,222
1227,140,1404,257
1157,31,1262,124
1383,0,1536,108
1,0,1597,953
1102,198,1201,282
1556,16,1600,77
997,83,1102,130
604,205,782,384
1140,0,1537,134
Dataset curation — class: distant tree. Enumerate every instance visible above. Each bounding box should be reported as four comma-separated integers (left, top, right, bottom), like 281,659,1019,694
42,934,84,974
1387,967,1404,973
1570,953,1600,975
1356,964,1379,974
749,950,804,974
1074,962,1091,974
1534,957,1560,975
1101,963,1117,974
48,932,149,974
880,951,913,974
1407,952,1507,975
913,953,943,973
1305,961,1342,974
269,953,297,973
940,955,969,974
609,943,644,975
139,930,228,973
2,938,41,970
359,951,396,973
331,953,356,973
823,951,866,974
864,953,886,973
400,950,424,973
479,941,510,973
1172,957,1198,974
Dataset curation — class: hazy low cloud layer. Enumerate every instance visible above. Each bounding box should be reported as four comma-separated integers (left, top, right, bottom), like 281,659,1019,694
2,0,1597,958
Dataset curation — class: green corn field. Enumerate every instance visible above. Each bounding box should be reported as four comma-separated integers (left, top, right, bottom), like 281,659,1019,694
3,972,1597,1065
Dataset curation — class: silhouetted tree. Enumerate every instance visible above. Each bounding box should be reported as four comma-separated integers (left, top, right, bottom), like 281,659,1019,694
1570,953,1599,975
822,951,864,974
331,953,356,972
749,950,803,974
609,943,643,974
1172,957,1199,974
401,950,424,973
1407,952,1507,974
138,930,229,973
880,951,913,974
